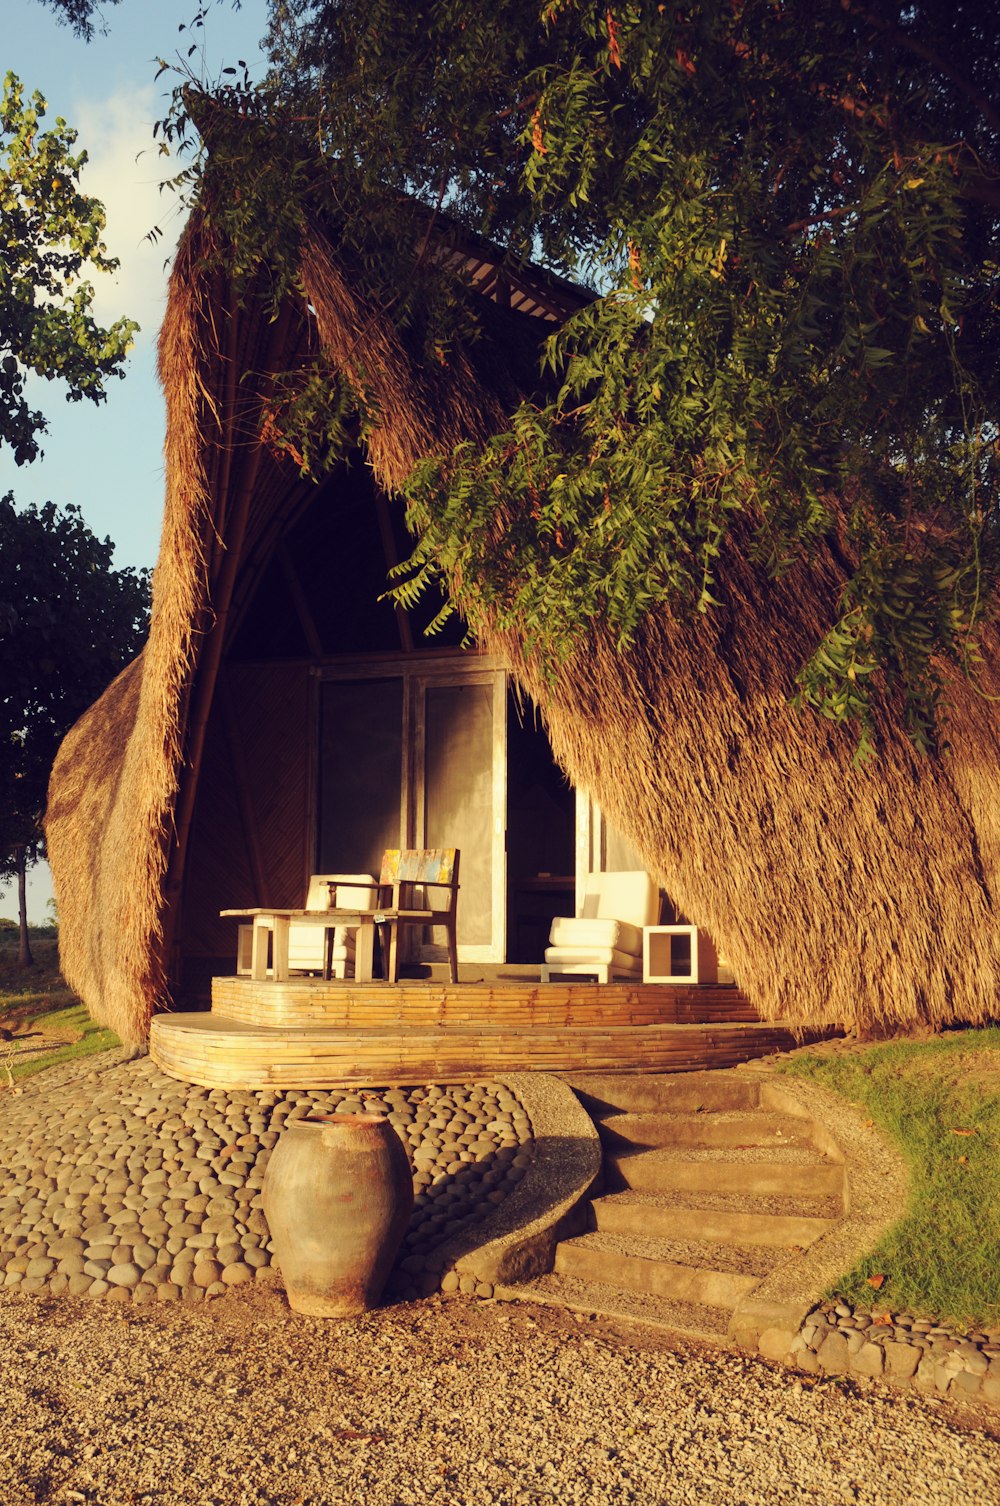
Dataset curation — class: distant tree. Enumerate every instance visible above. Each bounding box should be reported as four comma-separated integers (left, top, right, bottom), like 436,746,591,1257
0,71,137,465
0,495,149,965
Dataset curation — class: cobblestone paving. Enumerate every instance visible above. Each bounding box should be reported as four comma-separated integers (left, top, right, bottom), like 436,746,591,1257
0,1052,533,1305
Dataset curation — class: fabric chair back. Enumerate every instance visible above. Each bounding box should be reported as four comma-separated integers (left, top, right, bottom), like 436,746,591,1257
304,873,378,912
580,870,659,928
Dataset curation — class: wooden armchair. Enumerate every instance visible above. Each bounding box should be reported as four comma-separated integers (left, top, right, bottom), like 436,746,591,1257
373,848,460,983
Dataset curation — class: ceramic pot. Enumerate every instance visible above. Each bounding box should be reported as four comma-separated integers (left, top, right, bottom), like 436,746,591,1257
263,1113,413,1317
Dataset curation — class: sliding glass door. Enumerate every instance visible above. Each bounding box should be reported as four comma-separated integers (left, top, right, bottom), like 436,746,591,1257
317,658,507,961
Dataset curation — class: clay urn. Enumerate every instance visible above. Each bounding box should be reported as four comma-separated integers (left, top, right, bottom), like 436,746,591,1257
263,1113,413,1317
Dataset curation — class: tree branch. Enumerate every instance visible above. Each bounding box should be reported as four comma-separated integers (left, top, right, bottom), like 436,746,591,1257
848,2,1000,141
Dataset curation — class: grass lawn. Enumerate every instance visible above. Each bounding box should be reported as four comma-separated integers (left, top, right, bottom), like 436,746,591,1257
781,1029,1000,1329
0,930,119,1084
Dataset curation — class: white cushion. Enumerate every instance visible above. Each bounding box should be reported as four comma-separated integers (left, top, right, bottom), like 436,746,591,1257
303,873,377,911
544,945,642,973
287,922,356,971
580,870,659,927
549,916,643,956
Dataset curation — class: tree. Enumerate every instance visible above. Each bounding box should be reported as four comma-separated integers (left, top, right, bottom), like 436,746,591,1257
171,0,1000,754
1,70,137,465
0,496,149,964
0,67,141,964
32,0,122,42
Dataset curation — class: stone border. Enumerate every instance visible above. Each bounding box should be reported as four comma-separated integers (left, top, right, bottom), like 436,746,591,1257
440,1072,602,1292
727,1068,909,1355
723,1067,1000,1411
786,1297,1000,1406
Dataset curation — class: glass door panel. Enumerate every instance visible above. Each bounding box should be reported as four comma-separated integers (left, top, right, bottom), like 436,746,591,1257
423,681,496,950
318,678,404,875
317,662,507,965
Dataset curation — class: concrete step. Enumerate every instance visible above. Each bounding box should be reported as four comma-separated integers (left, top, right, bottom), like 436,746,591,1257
609,1147,846,1200
497,1270,733,1342
521,1066,850,1345
590,1190,838,1249
567,1069,759,1118
554,1231,760,1309
598,1110,816,1153
578,1225,782,1277
586,1180,843,1220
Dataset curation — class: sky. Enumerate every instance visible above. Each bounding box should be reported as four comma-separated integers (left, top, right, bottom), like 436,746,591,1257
2,0,270,921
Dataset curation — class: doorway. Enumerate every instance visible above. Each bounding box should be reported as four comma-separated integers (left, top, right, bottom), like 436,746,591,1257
504,691,576,964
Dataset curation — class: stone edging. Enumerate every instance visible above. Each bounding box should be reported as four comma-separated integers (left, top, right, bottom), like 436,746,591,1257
786,1297,1000,1406
726,1068,1000,1411
727,1069,909,1353
439,1071,602,1293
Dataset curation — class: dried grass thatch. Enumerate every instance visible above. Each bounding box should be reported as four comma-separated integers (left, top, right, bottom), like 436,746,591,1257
46,191,1000,1044
45,204,519,1045
492,535,1000,1035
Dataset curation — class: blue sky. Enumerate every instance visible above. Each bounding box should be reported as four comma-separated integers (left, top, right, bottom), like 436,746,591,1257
2,0,270,920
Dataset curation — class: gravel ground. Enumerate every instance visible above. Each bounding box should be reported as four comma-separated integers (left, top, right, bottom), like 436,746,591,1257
2,1286,998,1506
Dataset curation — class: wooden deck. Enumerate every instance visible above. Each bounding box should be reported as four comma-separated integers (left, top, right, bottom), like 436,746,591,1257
210,975,762,1030
149,977,813,1090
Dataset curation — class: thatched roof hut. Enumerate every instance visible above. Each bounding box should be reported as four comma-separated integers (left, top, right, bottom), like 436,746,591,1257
46,150,999,1048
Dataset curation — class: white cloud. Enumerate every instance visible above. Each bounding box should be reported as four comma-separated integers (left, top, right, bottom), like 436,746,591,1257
71,84,187,348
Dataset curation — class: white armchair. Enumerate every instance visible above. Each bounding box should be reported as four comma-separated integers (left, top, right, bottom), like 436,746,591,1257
540,871,660,984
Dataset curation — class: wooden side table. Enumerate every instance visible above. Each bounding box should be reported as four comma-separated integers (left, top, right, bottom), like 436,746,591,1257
220,908,377,982
643,925,719,985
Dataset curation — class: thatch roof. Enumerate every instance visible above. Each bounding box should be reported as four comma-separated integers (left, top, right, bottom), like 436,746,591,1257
495,544,1000,1036
45,200,559,1046
46,173,999,1046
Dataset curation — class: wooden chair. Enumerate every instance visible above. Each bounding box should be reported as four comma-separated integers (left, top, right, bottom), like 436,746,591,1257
373,848,460,983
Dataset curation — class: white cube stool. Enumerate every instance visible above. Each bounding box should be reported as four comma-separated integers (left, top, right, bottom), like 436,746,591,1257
643,925,719,984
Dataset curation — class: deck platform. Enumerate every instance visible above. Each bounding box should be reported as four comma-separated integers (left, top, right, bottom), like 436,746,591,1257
209,975,762,1030
150,977,812,1090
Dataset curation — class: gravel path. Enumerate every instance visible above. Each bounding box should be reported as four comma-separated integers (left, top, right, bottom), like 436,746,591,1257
2,1286,998,1505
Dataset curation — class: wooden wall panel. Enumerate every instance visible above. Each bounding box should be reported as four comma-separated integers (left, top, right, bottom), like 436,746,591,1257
180,662,312,963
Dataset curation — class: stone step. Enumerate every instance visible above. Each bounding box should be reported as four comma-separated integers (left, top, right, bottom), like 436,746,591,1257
598,1110,816,1153
581,1224,783,1277
589,1182,844,1219
566,1069,760,1118
496,1270,733,1342
554,1231,761,1309
608,1147,846,1200
590,1190,838,1248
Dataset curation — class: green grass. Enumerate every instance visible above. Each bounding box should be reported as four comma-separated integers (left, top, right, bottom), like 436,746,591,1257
0,934,119,1083
781,1029,1000,1328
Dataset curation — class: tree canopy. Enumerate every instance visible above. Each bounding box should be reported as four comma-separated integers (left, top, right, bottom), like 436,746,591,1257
0,495,149,960
171,0,999,753
0,71,137,465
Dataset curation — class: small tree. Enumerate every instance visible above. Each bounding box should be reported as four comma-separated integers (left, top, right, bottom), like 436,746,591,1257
0,70,137,465
0,495,149,965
